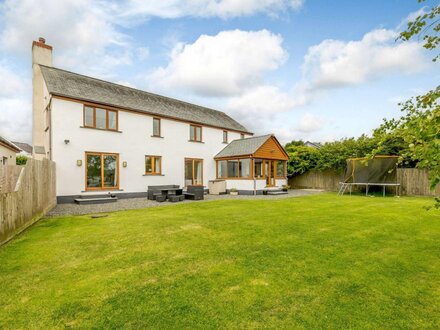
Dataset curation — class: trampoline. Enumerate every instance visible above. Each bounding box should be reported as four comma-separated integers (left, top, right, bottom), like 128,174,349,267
338,155,401,196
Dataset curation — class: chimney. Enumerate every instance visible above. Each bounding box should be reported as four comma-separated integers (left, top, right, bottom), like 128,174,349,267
32,37,53,67
32,37,53,159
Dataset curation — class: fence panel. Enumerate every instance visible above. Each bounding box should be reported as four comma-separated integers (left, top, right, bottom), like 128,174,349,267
289,168,439,196
0,159,56,246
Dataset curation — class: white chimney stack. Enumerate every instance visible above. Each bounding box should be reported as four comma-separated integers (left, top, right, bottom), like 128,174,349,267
32,37,53,159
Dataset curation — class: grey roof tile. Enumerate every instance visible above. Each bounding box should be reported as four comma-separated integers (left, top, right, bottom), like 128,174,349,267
215,134,273,158
12,141,33,154
40,65,250,133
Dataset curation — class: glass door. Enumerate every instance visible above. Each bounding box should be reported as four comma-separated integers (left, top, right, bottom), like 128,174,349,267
265,160,276,186
185,158,203,186
86,152,119,190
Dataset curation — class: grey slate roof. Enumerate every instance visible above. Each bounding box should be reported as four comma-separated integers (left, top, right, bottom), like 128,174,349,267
40,65,250,133
215,134,273,158
0,136,21,152
12,141,33,154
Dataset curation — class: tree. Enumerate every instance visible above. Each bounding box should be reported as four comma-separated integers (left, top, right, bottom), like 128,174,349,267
377,0,440,206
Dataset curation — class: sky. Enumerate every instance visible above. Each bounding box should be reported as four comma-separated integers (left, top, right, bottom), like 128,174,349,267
0,0,438,144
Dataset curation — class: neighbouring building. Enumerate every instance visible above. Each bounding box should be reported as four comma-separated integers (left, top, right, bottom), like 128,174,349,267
305,141,322,149
31,38,288,202
0,136,21,166
12,141,33,157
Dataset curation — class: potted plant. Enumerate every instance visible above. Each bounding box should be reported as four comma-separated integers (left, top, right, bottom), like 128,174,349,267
230,188,238,196
282,184,290,192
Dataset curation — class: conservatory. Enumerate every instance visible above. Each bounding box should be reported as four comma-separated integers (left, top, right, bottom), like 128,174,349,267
214,134,289,194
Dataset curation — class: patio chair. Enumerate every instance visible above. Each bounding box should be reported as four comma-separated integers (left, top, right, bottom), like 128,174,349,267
184,185,205,200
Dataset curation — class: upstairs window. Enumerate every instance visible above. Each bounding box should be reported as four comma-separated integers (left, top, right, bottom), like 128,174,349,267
190,124,202,142
223,130,228,143
153,118,161,137
84,106,118,131
145,155,162,175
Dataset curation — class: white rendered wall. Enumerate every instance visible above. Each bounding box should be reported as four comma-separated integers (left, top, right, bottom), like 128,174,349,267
51,98,250,196
225,179,267,191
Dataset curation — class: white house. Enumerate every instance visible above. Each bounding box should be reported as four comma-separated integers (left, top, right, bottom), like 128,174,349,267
0,136,20,166
31,38,288,203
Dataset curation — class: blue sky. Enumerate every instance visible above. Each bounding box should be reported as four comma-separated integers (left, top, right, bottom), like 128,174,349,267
0,0,438,144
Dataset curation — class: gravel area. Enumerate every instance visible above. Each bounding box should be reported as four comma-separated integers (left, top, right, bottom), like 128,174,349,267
46,189,323,217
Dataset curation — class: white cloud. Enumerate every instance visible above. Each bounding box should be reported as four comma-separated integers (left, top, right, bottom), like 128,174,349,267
136,47,150,61
295,113,324,132
0,63,31,142
0,0,133,76
150,29,287,96
114,0,304,21
225,85,295,129
301,28,428,92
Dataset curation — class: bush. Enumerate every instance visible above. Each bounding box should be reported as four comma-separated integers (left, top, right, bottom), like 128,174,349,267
16,155,28,165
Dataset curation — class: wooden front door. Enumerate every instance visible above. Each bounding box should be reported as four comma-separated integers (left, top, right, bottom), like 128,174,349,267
86,152,119,190
265,160,276,186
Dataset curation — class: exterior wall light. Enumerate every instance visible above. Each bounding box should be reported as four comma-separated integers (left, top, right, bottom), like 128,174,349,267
76,160,82,166
64,139,70,144
122,161,128,168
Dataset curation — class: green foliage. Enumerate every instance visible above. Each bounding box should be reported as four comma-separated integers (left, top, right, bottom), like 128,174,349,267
399,0,440,61
285,135,409,176
15,155,28,165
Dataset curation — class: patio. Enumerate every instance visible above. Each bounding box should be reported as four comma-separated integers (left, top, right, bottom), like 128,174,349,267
47,189,322,216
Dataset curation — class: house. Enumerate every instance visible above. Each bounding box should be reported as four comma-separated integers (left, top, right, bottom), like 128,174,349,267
31,38,288,202
12,141,33,157
0,136,21,166
304,141,322,149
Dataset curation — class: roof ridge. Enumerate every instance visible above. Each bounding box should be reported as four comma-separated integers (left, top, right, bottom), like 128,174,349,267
39,65,243,122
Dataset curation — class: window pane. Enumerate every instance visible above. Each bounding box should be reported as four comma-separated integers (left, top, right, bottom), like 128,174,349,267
108,111,117,130
145,156,152,173
185,159,193,186
84,107,94,127
223,131,228,143
277,161,284,177
190,126,195,140
196,126,202,141
103,155,117,187
239,159,250,178
254,159,263,178
194,160,203,184
154,157,161,174
153,118,160,136
87,155,102,188
217,160,227,178
96,108,106,129
227,160,239,178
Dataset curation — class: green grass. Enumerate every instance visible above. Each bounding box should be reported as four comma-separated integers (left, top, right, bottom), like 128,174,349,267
0,194,439,329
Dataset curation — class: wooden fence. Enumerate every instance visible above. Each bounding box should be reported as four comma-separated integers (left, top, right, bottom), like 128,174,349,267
0,159,56,246
289,168,439,196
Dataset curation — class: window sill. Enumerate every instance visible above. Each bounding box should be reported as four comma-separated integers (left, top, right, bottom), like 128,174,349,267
188,140,204,143
143,174,165,176
222,142,228,144
151,135,164,138
81,188,124,192
80,126,122,133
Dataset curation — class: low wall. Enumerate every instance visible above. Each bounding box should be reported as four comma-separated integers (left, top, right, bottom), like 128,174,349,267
0,159,56,246
289,168,439,196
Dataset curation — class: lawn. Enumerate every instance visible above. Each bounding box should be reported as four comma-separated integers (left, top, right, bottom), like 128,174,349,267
0,194,439,329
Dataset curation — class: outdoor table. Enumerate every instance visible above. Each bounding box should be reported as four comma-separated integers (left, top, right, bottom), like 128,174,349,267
160,188,183,199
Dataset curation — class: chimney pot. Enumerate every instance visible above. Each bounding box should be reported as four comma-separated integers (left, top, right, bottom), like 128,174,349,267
38,37,46,44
